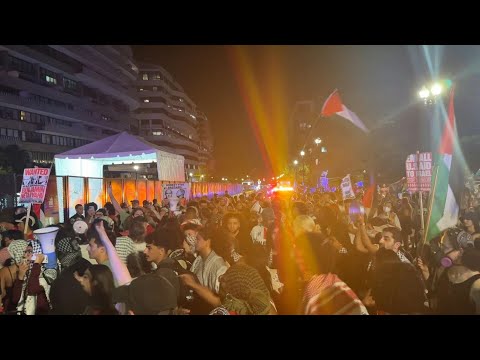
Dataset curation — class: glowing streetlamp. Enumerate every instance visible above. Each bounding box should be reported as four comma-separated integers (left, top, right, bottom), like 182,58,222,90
418,79,451,105
314,138,322,145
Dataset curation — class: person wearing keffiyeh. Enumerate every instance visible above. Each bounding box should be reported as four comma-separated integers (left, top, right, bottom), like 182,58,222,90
49,227,92,314
295,232,369,315
182,263,276,315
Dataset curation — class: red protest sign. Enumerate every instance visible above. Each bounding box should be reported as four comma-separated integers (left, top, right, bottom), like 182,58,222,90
405,152,432,192
19,168,51,203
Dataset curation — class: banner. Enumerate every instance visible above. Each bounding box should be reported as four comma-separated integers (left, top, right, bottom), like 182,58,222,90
406,152,432,192
19,168,51,204
163,183,190,203
341,174,355,200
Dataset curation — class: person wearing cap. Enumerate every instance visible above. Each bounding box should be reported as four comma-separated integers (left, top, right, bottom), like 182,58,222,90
113,271,178,315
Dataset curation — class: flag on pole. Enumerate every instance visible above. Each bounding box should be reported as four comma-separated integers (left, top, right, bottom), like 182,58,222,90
321,89,369,133
424,88,464,243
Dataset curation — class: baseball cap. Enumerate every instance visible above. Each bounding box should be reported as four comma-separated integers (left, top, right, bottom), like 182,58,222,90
113,272,178,315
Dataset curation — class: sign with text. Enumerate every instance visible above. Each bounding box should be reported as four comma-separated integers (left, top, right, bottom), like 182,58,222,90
405,152,432,192
163,183,190,205
341,174,355,200
19,168,51,203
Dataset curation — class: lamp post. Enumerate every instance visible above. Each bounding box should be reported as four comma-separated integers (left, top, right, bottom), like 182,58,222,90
293,159,298,188
133,165,139,198
300,151,305,186
189,172,193,182
417,79,451,240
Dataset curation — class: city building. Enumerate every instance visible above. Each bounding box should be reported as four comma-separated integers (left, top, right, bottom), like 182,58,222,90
0,45,139,164
135,63,214,180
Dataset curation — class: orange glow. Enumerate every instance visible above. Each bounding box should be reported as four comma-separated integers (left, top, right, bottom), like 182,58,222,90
227,46,289,176
272,186,294,192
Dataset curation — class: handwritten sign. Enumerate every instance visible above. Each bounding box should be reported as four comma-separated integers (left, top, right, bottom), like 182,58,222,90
19,168,51,203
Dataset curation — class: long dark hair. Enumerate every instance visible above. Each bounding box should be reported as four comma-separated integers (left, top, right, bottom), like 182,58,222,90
88,264,117,315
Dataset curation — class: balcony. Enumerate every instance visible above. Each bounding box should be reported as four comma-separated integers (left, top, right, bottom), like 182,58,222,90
74,64,138,110
38,121,106,141
2,45,82,75
146,136,200,159
0,135,21,145
135,109,197,131
0,91,129,133
92,46,138,81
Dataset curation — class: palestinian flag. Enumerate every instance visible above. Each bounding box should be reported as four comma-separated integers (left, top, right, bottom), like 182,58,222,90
425,88,465,243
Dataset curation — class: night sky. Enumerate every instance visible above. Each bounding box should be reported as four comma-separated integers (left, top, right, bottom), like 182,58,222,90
132,45,480,182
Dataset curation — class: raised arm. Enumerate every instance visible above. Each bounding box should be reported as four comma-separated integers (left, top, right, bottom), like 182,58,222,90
354,227,369,253
95,221,132,287
107,183,123,215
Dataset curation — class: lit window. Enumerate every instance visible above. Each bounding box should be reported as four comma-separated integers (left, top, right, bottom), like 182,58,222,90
142,74,148,80
143,99,150,103
46,75,57,84
139,88,144,91
152,131,164,136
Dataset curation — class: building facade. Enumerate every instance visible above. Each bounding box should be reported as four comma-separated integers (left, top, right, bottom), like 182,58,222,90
0,45,139,164
135,63,214,180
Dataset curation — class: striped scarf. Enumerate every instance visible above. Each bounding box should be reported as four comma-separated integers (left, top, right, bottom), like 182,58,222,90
302,273,369,315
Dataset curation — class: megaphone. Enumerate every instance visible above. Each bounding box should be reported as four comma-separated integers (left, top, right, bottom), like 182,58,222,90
33,227,59,269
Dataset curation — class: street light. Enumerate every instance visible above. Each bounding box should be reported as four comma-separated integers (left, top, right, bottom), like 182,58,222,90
314,138,322,145
133,165,139,170
418,80,450,105
300,151,306,186
431,83,442,96
293,159,298,188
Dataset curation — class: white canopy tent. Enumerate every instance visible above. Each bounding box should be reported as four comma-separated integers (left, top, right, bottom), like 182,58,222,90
54,131,185,181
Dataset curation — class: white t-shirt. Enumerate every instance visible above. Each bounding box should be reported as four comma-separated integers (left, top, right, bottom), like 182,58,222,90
250,225,266,245
251,201,263,214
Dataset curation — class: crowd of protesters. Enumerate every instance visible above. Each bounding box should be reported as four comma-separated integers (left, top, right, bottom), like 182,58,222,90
0,182,479,315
